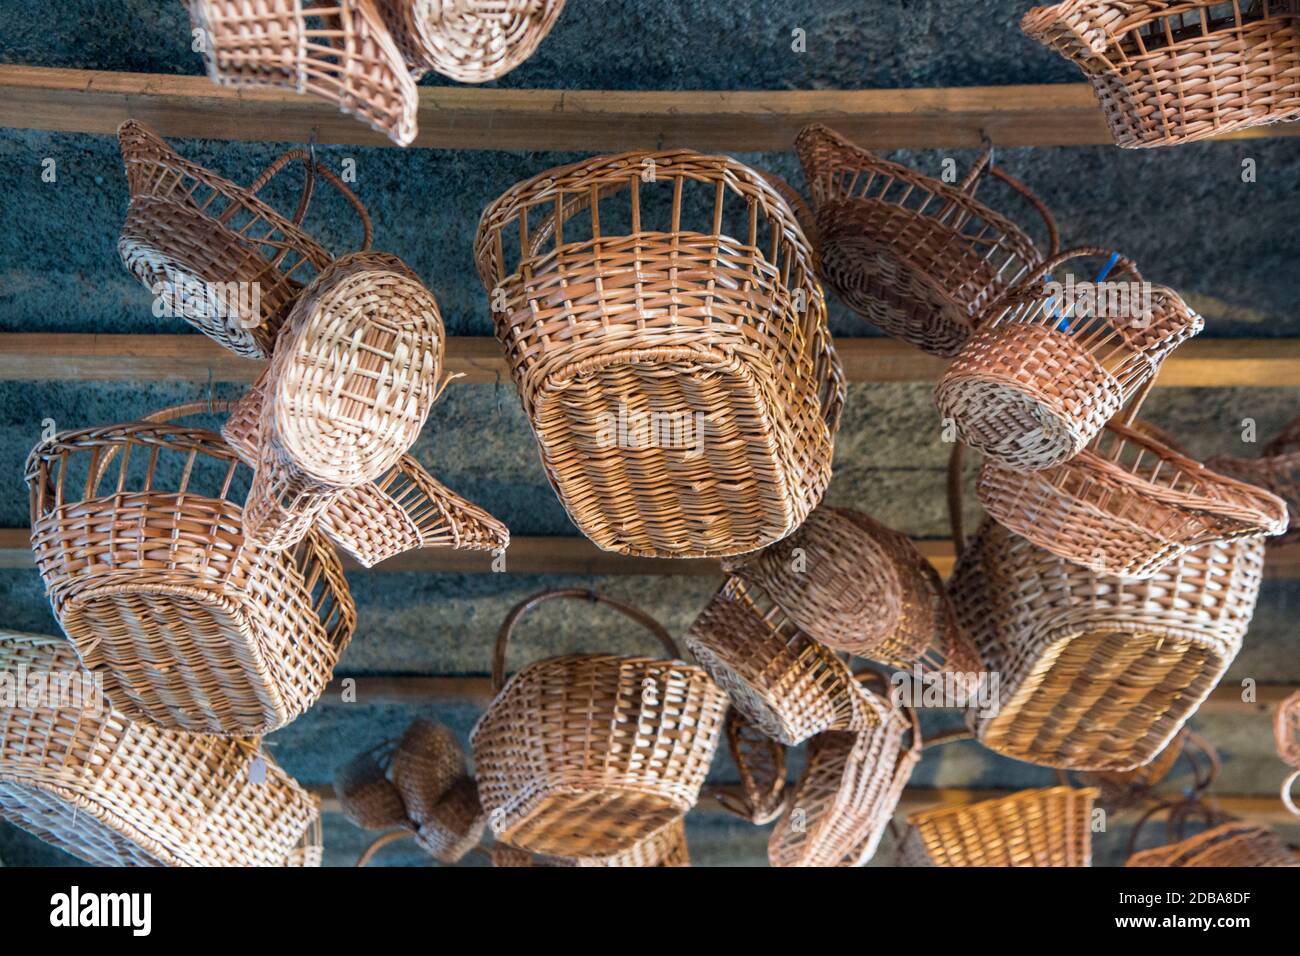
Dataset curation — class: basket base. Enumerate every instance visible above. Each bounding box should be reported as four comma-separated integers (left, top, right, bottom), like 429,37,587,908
493,787,687,859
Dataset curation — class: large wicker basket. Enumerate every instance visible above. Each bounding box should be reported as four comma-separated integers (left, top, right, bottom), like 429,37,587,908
795,124,1058,357
0,631,321,867
475,149,843,559
1023,0,1300,148
901,786,1099,867
937,248,1203,470
951,520,1260,771
118,120,371,358
471,589,728,859
1208,414,1300,543
26,403,356,736
185,0,419,145
378,0,566,82
1127,822,1299,866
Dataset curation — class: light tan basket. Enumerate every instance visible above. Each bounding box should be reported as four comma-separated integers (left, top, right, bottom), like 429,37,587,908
795,124,1058,357
475,149,843,559
1208,414,1300,543
714,708,787,826
1062,728,1219,810
901,786,1099,867
185,0,419,145
118,120,372,358
951,519,1260,770
937,248,1203,470
378,0,566,82
1128,821,1299,866
1023,0,1300,148
26,403,356,736
0,631,321,867
471,589,728,859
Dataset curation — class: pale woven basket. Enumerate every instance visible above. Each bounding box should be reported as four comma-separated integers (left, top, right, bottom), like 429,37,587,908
378,0,566,82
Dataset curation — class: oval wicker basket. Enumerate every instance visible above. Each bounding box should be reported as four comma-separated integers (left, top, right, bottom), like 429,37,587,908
937,248,1204,470
714,708,788,826
951,519,1260,771
1023,0,1300,148
1127,822,1299,867
1208,414,1300,544
471,589,728,859
185,0,419,145
901,786,1099,867
26,403,357,736
118,120,372,358
0,631,321,867
475,149,843,559
795,123,1058,357
412,778,487,864
334,743,409,831
389,719,467,826
978,419,1289,578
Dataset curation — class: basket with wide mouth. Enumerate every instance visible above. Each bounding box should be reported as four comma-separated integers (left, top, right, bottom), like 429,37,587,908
118,120,372,358
185,0,419,145
1128,821,1299,866
1208,413,1300,543
937,248,1203,470
0,631,321,866
378,0,566,82
471,589,728,859
795,123,1058,357
1023,0,1300,148
475,149,843,559
26,402,356,736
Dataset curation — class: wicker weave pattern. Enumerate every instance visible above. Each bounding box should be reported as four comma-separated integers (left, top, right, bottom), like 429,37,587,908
1024,1,1300,148
414,777,486,863
1127,822,1299,866
716,708,787,826
390,719,467,825
0,632,320,867
490,818,691,867
1279,690,1300,768
334,744,408,830
902,786,1098,867
475,150,842,559
378,0,565,82
1208,413,1300,543
187,0,419,145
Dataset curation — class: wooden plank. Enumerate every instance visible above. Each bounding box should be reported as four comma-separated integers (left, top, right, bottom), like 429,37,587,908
3,65,1298,151
6,334,1300,387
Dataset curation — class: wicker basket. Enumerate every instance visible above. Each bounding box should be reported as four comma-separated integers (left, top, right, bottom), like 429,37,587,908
715,708,787,826
978,419,1289,578
937,248,1204,470
684,577,876,747
795,124,1058,357
185,0,420,145
389,719,467,825
952,519,1260,770
490,818,691,868
0,631,321,867
413,778,486,863
475,149,843,559
1023,1,1300,148
901,786,1099,867
334,743,409,830
1062,728,1218,810
118,120,372,358
1128,821,1299,866
378,0,566,82
471,589,728,858
26,403,357,736
1208,414,1300,543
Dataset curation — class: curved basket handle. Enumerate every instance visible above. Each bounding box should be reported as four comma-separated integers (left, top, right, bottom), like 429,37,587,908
245,150,374,253
491,588,682,693
356,827,416,867
92,400,238,484
1283,771,1300,818
978,245,1143,327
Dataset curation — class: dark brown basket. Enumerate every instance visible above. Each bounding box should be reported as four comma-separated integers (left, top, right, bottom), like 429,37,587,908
390,719,467,826
334,744,408,831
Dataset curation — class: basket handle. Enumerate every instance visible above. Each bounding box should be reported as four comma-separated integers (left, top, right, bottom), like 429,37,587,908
1284,771,1300,818
986,166,1061,258
356,827,417,867
491,588,681,693
976,245,1141,328
244,150,374,252
91,400,238,485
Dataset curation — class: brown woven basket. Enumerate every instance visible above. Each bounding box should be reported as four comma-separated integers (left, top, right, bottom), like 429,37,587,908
952,519,1260,770
795,123,1058,357
490,818,691,868
378,0,566,82
684,576,877,746
937,248,1204,470
978,418,1289,578
1062,728,1219,810
471,589,727,859
475,149,843,559
1023,1,1300,148
1208,414,1300,543
413,778,487,864
389,719,467,825
0,631,321,867
185,0,419,145
118,121,372,358
714,708,788,826
334,743,409,830
26,403,356,736
901,786,1099,867
1128,821,1299,866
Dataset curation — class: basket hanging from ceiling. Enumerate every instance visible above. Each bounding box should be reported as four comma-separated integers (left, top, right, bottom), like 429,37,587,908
1208,413,1300,543
0,631,321,866
471,589,727,859
1127,821,1299,866
794,123,1058,357
1022,0,1300,148
378,0,566,82
475,149,843,559
26,402,356,736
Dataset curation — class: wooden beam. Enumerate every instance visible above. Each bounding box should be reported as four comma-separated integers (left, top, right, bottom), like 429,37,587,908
6,334,1300,387
3,66,1298,152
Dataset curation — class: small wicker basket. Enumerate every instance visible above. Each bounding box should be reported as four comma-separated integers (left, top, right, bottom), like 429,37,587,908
1127,821,1299,867
334,744,409,831
389,719,467,826
901,786,1099,867
0,631,321,867
185,0,419,145
1023,0,1300,148
475,149,843,559
26,403,356,736
413,778,487,864
714,709,787,826
795,124,1058,357
471,589,728,859
1208,414,1300,543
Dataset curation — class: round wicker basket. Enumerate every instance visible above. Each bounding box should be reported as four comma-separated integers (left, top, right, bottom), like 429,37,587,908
490,817,691,868
334,743,409,831
379,0,566,83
